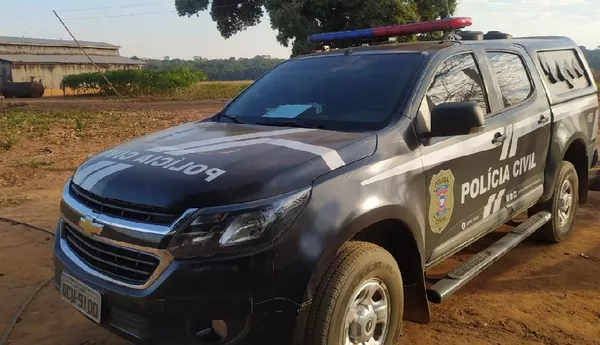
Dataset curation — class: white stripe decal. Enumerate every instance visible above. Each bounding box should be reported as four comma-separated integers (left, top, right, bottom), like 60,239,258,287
166,137,346,170
592,109,598,140
80,163,134,190
72,161,116,185
500,124,513,161
553,95,598,121
269,139,346,170
364,122,527,186
508,111,549,159
148,128,317,153
361,130,500,186
166,138,273,156
361,158,422,186
493,189,506,213
482,194,496,219
360,96,598,187
421,130,500,169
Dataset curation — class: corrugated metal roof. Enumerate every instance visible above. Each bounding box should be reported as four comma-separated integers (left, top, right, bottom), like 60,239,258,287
0,55,145,65
0,36,119,49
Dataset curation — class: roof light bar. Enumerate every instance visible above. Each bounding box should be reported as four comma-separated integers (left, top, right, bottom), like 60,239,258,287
307,17,473,43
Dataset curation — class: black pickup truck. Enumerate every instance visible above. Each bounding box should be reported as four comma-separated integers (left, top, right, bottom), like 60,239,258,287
53,17,598,345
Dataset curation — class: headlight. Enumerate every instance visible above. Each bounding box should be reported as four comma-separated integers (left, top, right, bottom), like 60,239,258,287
167,187,311,258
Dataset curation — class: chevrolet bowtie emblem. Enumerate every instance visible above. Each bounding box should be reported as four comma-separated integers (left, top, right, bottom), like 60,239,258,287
78,216,104,237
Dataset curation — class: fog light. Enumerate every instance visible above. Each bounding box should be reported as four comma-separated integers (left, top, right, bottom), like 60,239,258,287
211,320,227,339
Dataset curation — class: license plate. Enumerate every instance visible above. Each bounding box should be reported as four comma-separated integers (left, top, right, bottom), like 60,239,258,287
60,272,102,323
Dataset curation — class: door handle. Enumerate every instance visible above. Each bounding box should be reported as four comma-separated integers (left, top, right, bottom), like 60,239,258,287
492,132,507,144
538,114,550,125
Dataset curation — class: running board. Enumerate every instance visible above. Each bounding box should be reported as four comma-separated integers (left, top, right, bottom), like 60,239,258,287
426,211,552,304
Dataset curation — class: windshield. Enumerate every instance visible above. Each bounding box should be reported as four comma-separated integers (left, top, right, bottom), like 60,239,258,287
221,53,423,131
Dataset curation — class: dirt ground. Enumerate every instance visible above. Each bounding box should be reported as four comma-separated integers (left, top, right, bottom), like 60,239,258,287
1,98,600,345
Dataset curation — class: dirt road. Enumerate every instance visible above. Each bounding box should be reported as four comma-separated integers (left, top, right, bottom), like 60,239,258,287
1,99,600,345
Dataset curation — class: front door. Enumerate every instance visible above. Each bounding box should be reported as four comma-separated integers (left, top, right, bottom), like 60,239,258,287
416,52,511,263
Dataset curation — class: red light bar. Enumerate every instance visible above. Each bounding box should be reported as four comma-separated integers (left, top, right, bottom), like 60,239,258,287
373,17,472,37
308,17,473,43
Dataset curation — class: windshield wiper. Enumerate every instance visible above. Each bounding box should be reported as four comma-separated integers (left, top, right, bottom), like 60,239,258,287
261,120,326,130
219,113,245,124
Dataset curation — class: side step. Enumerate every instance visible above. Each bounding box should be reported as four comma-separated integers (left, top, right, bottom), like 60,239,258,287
426,211,552,304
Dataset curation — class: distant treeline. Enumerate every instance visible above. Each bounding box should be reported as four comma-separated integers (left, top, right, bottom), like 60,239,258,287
581,47,600,73
136,55,286,81
135,49,600,81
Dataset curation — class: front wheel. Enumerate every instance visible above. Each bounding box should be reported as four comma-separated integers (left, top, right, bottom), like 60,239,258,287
305,241,403,345
532,161,579,242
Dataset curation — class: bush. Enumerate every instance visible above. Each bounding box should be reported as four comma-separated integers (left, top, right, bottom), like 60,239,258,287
61,68,207,96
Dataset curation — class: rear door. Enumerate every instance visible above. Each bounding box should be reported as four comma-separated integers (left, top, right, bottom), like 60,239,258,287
484,49,551,213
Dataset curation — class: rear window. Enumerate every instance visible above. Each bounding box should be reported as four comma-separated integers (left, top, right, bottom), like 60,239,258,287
537,50,591,97
222,54,424,131
487,52,534,108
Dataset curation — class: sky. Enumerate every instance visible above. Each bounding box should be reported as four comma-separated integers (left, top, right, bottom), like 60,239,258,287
1,0,599,60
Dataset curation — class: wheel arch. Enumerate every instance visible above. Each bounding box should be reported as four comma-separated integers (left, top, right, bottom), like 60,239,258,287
543,133,589,203
562,138,588,203
303,206,430,325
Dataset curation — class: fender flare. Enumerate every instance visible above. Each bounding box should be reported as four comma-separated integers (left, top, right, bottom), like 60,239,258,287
542,131,588,201
302,205,424,302
289,205,430,345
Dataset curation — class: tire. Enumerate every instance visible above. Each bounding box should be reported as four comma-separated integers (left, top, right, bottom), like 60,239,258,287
532,161,579,242
305,241,403,345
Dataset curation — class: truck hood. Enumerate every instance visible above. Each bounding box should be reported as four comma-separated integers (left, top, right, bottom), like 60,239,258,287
71,121,376,213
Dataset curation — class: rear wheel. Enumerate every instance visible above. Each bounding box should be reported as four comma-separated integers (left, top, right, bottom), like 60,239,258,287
532,161,579,242
305,241,403,345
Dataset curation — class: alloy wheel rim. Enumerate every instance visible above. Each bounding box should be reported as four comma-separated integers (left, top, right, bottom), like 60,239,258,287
342,278,390,345
558,179,573,230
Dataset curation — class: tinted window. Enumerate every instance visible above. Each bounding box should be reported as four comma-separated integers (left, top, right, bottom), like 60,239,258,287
488,52,533,107
537,50,591,97
425,53,489,114
222,54,424,131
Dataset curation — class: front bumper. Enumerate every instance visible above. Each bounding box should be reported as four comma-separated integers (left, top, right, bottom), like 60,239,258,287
53,223,302,345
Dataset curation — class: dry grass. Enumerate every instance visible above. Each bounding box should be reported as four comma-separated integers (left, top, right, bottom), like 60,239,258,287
0,106,205,152
42,80,253,102
160,80,252,101
0,102,220,192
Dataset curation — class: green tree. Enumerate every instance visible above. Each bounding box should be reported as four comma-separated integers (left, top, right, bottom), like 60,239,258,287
175,0,457,56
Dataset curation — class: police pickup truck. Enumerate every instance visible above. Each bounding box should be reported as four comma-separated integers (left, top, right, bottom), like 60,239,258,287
53,17,598,345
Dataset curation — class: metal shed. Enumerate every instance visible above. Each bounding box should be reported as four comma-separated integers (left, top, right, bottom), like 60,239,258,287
0,36,144,96
0,36,120,56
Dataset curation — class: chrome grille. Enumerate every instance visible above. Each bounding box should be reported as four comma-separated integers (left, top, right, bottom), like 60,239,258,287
70,183,177,225
64,223,160,284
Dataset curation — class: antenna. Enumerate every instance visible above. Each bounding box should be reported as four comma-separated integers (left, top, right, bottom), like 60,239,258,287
52,10,130,108
441,0,453,41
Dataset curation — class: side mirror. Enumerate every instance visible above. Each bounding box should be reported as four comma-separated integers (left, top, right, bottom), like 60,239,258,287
423,102,485,138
